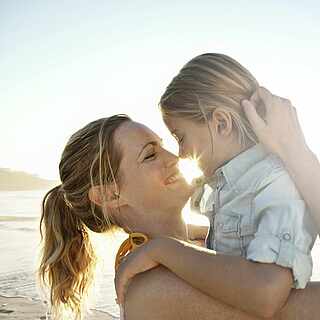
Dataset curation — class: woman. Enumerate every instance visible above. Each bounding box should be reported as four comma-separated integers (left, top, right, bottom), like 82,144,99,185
38,115,194,319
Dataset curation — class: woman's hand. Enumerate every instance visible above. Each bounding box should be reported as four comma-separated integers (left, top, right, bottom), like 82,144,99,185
115,240,160,305
241,87,308,159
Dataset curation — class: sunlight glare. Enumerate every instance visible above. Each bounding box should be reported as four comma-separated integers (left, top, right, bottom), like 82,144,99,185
178,158,202,184
178,158,209,226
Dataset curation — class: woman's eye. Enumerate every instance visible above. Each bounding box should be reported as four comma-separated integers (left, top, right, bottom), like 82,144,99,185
144,153,156,161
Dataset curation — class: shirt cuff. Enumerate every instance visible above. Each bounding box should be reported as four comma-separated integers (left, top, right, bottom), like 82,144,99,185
246,232,312,289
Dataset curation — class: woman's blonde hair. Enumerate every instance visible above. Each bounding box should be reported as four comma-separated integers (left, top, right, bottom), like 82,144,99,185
159,53,260,146
38,114,131,319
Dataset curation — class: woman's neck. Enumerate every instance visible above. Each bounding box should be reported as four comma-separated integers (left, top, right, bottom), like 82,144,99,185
121,208,188,241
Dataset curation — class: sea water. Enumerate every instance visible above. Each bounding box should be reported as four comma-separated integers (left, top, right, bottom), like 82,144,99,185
0,190,122,318
0,191,319,319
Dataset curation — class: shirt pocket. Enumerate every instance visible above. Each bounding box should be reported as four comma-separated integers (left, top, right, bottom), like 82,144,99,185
228,193,255,255
238,215,256,255
221,214,240,237
215,214,242,255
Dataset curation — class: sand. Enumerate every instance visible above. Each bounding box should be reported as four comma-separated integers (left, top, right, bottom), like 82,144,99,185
0,295,115,320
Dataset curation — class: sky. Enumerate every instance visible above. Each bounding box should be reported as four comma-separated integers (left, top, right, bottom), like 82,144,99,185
1,0,320,180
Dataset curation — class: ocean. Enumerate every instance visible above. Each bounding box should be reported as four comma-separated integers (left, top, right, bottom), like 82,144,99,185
0,190,123,319
0,191,319,318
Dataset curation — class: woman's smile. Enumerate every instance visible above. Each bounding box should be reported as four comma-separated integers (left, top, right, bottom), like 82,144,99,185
164,171,185,185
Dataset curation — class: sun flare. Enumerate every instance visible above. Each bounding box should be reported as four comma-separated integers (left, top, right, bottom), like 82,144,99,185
178,159,209,226
178,158,203,184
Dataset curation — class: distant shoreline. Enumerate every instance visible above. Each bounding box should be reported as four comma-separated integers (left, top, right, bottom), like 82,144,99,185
0,168,58,191
0,216,39,222
0,188,52,192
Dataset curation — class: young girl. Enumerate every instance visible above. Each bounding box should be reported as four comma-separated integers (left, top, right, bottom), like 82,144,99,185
115,53,318,318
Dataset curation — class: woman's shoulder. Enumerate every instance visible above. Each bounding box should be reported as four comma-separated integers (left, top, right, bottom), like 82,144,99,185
124,266,198,319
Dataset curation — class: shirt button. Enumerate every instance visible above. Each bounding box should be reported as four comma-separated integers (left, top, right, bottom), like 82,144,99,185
282,233,291,241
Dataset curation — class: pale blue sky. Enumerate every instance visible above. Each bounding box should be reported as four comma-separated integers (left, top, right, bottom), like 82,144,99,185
1,0,320,179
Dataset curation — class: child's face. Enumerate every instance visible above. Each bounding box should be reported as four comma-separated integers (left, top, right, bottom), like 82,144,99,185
164,113,240,177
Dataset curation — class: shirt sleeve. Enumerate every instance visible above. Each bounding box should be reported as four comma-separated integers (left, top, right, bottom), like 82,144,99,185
246,170,317,289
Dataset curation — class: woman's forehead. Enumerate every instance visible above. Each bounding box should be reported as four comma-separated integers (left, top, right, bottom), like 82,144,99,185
115,121,161,152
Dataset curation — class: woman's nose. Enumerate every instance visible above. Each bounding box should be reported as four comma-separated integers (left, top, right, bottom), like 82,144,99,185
164,150,179,168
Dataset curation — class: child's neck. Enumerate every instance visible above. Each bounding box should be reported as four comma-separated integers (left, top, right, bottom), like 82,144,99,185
215,141,255,175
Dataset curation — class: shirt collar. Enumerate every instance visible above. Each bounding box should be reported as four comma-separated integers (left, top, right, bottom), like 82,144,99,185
214,144,268,189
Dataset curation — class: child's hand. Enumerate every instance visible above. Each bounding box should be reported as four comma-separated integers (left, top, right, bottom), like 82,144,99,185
114,241,159,305
241,87,307,158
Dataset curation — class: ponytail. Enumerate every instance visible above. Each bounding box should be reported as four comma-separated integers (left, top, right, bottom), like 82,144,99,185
39,185,97,319
38,115,130,318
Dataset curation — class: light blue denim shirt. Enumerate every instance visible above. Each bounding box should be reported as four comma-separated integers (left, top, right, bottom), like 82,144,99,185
199,144,317,289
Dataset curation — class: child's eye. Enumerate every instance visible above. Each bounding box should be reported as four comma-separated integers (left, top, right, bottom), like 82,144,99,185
144,153,156,161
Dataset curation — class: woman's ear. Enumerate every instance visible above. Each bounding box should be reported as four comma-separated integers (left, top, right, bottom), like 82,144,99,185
212,109,233,136
88,185,127,209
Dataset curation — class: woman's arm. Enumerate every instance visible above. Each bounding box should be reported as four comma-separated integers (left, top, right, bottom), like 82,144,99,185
187,224,208,240
125,266,320,320
242,87,320,234
125,266,263,320
116,237,292,318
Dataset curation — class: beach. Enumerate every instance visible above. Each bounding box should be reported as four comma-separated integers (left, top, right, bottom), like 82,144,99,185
0,295,112,320
0,190,319,319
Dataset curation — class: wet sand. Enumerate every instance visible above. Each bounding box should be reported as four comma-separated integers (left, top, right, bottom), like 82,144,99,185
0,295,115,320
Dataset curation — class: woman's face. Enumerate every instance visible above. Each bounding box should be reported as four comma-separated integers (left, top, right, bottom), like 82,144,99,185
115,121,192,213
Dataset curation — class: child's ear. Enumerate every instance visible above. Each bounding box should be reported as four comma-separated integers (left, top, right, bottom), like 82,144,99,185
212,109,233,136
88,185,127,209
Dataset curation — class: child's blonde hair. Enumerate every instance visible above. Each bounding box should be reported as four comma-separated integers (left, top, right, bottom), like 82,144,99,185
160,53,260,146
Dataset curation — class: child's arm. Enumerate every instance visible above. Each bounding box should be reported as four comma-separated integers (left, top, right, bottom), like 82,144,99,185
115,237,292,318
242,87,320,234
